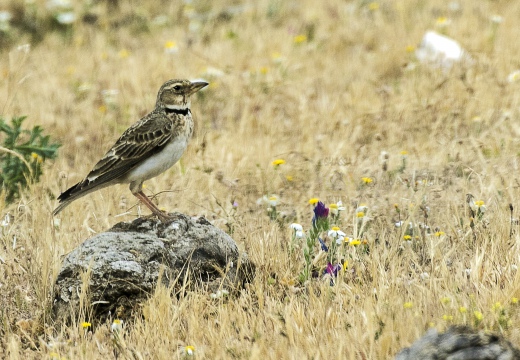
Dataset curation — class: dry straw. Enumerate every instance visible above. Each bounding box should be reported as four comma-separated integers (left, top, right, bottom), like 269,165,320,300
1,0,520,358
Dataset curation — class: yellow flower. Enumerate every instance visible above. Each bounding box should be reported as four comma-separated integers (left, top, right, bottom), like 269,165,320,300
459,306,467,313
512,297,519,304
271,52,284,63
293,34,307,44
308,198,319,205
405,45,416,53
492,302,502,311
164,41,179,54
259,66,269,75
403,235,412,240
81,322,91,329
403,302,413,309
343,261,349,271
31,152,43,163
400,150,408,156
368,2,379,11
272,159,286,166
441,297,451,305
474,311,483,321
435,231,445,237
331,226,340,231
349,239,361,246
475,200,485,207
361,177,373,184
356,211,365,218
329,203,338,209
98,105,107,113
185,345,195,355
436,16,450,26
118,49,130,58
442,314,453,321
285,175,294,182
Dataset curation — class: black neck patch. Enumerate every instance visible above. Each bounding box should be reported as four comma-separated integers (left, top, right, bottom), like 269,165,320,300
165,107,190,116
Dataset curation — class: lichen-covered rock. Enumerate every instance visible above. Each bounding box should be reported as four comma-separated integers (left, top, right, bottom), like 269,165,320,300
396,326,520,360
52,213,254,322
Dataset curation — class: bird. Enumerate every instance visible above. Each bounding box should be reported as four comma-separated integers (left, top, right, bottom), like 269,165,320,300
53,79,208,221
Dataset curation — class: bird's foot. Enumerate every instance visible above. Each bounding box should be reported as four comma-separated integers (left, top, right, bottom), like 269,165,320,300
154,210,180,223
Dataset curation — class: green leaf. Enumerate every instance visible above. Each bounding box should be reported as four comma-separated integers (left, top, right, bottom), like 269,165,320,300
0,115,61,203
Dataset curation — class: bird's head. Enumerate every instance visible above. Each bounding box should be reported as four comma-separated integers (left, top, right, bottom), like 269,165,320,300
156,79,208,111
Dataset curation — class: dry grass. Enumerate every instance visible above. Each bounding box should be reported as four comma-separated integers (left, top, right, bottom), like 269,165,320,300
2,0,520,358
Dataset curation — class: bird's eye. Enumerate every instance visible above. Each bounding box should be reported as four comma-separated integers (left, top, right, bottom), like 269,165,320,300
173,85,181,91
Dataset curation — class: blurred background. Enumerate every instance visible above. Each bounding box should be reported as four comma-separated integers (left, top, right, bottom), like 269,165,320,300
1,0,520,358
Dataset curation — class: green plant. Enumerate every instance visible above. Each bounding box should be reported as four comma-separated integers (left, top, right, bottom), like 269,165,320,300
0,116,60,203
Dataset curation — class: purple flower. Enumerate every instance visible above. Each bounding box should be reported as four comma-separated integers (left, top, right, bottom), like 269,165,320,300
312,201,329,227
324,262,341,277
314,201,329,219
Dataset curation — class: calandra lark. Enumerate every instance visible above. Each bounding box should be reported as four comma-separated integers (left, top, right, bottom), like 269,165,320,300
53,79,208,221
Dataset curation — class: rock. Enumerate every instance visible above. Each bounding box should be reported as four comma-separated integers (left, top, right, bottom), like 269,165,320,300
396,326,520,360
415,30,472,70
52,213,254,322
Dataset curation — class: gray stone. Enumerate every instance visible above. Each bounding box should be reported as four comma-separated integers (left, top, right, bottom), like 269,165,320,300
396,326,520,360
52,213,254,322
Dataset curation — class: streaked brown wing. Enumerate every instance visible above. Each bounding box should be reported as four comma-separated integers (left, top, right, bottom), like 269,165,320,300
74,114,173,193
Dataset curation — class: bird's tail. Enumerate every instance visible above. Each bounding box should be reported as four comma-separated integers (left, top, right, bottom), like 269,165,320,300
52,199,73,216
52,181,104,216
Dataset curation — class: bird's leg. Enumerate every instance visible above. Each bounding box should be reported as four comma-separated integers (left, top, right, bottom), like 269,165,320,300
130,181,171,221
133,191,172,222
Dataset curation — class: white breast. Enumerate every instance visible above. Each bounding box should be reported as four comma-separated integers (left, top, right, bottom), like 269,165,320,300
122,135,189,183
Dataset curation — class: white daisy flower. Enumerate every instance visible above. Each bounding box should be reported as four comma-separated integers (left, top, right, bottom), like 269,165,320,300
111,319,123,332
329,201,346,215
328,226,346,238
504,68,516,82
290,223,303,231
267,195,279,207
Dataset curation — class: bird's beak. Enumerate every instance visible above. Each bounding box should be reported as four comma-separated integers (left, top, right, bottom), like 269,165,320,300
188,80,209,95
